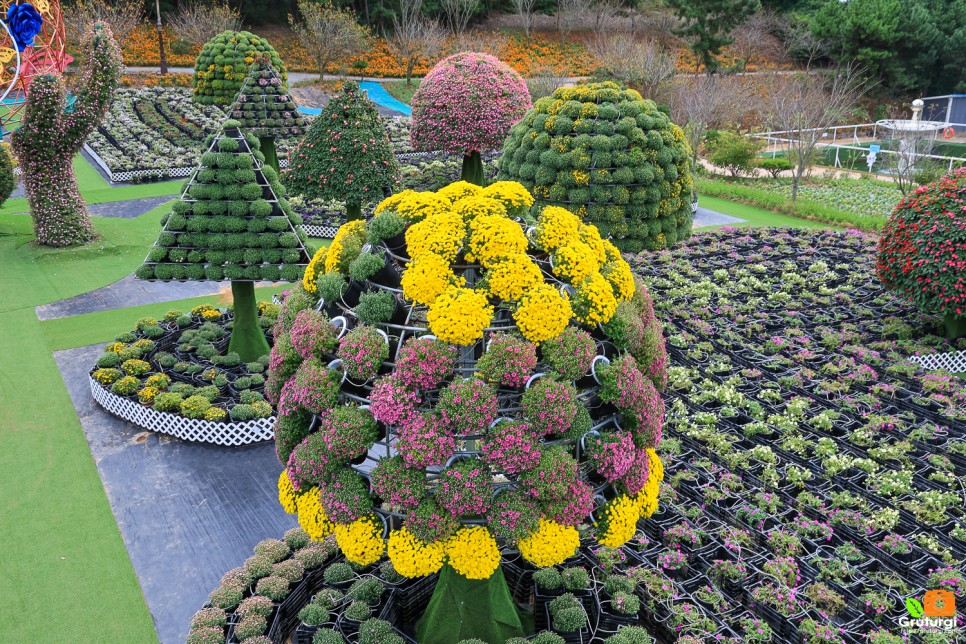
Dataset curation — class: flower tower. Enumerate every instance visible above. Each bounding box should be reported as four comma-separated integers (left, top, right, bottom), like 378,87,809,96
498,82,695,253
136,118,312,361
270,180,667,642
284,80,399,222
878,167,966,339
11,21,121,247
410,52,532,186
193,30,286,106
227,55,307,175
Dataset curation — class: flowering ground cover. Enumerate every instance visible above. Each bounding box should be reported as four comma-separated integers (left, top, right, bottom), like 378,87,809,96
625,227,965,642
749,177,903,221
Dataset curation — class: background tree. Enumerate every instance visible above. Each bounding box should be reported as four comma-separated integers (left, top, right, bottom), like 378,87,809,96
664,0,762,73
438,0,478,35
411,52,532,185
667,75,742,166
589,33,677,100
511,0,537,36
285,81,400,221
13,23,122,247
63,0,144,45
765,66,872,201
706,131,765,177
289,0,370,80
137,119,311,360
387,0,447,86
166,0,243,48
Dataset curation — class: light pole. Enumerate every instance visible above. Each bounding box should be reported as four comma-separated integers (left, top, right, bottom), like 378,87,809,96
156,0,167,75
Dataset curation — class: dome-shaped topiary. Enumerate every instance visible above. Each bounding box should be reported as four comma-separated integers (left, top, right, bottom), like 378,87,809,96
285,81,399,221
193,31,286,106
410,52,532,185
498,82,694,253
878,167,966,339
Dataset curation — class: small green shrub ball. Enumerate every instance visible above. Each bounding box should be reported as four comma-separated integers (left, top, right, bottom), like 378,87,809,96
298,604,329,626
250,199,272,217
280,264,303,282
135,265,156,280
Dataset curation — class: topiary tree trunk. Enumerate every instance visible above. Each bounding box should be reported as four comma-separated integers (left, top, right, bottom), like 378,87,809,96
461,151,485,186
12,23,122,247
258,136,280,175
345,203,363,221
229,281,271,362
945,314,966,340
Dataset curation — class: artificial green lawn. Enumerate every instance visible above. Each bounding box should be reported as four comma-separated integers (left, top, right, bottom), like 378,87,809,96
697,194,846,230
383,79,420,105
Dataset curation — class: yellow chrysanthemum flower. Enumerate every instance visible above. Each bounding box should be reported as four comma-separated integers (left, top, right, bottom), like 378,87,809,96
303,246,328,294
577,224,607,265
513,283,573,344
295,487,336,540
552,241,601,284
572,272,618,326
595,494,641,548
602,238,622,264
335,514,385,566
602,260,636,302
278,470,297,514
533,206,581,252
453,195,507,225
481,181,534,218
387,527,446,578
427,286,494,346
406,209,465,262
401,253,464,306
445,526,501,580
518,518,580,567
467,214,529,267
485,253,543,302
325,220,367,274
374,189,415,215
437,180,483,204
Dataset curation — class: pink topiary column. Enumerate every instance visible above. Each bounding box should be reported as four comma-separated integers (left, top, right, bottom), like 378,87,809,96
12,22,122,247
410,52,532,186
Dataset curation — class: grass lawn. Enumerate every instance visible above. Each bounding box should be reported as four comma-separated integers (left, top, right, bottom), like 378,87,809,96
382,79,420,105
697,194,847,230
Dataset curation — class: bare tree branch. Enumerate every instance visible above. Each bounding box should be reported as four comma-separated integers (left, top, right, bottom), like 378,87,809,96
589,32,677,99
166,1,242,48
666,74,744,165
511,0,538,37
63,0,145,45
289,0,370,80
387,0,447,86
439,0,478,36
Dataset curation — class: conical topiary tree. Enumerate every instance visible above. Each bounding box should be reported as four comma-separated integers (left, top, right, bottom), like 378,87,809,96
410,52,532,186
136,119,312,361
285,80,399,221
12,22,122,246
228,55,308,175
193,30,286,106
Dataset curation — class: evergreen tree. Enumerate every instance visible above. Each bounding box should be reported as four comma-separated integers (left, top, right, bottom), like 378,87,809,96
136,119,311,361
228,55,308,174
285,81,399,220
665,0,762,74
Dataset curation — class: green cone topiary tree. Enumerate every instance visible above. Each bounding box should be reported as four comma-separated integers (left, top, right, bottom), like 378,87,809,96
227,55,307,175
498,82,695,253
193,31,286,106
136,119,312,360
284,80,399,221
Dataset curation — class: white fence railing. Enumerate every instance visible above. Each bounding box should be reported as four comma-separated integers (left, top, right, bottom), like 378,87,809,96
84,144,290,184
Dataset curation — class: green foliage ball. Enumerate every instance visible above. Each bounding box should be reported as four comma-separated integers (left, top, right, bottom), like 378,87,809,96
193,31,286,106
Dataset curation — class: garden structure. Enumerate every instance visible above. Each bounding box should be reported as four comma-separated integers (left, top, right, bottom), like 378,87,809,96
879,166,966,340
193,30,286,107
498,82,695,253
135,118,311,362
227,55,307,175
285,80,399,222
12,20,121,246
231,180,669,643
410,52,532,186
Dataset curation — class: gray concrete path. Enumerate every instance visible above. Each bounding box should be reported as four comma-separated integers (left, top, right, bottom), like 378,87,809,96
89,195,174,219
56,344,295,644
693,207,745,227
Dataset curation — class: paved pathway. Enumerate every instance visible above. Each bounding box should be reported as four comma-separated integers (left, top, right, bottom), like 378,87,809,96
88,195,174,219
693,207,745,227
55,344,294,644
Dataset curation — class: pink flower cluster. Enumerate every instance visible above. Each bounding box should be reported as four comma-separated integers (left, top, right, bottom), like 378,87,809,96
436,460,492,517
395,413,455,469
285,359,340,415
545,480,594,527
585,430,636,482
394,337,456,390
477,334,538,388
337,325,388,381
521,377,578,436
369,375,421,428
410,52,532,155
437,378,498,435
619,448,652,495
602,356,664,448
290,309,338,361
481,420,541,474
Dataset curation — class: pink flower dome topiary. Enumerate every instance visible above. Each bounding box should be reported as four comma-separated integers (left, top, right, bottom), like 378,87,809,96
410,52,532,158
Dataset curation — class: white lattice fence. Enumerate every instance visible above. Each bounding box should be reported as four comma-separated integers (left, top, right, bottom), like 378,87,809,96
301,224,340,238
90,377,275,446
909,351,966,372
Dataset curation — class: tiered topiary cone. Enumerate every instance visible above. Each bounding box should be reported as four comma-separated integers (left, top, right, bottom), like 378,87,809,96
136,119,312,360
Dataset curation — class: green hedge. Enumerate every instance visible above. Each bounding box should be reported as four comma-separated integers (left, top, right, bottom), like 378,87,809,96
696,177,888,231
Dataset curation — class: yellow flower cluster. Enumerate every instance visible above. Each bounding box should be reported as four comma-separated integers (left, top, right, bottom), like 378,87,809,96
105,342,126,354
578,225,607,265
572,169,590,186
595,494,642,548
467,214,528,267
518,518,580,567
634,450,663,520
387,527,446,578
376,190,451,223
192,303,216,316
144,374,170,389
572,272,619,326
303,246,328,294
485,254,542,302
437,180,482,204
454,195,507,225
201,309,222,321
533,206,581,253
444,526,502,580
481,181,534,218
602,261,636,302
427,286,494,346
278,470,297,513
325,220,367,274
552,241,601,283
514,283,573,344
295,487,335,540
406,210,466,262
335,515,385,566
204,407,227,421
138,386,159,404
401,254,465,306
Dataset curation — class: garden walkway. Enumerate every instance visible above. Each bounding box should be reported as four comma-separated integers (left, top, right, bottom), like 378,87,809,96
55,344,294,644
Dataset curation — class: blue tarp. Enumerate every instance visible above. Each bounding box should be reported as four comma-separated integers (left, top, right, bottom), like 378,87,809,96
296,81,412,117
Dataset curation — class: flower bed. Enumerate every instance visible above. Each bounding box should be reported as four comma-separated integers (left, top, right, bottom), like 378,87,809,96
750,177,902,221
89,304,282,444
623,227,966,642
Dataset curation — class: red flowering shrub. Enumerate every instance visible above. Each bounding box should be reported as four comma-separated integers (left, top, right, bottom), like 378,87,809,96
878,168,966,336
